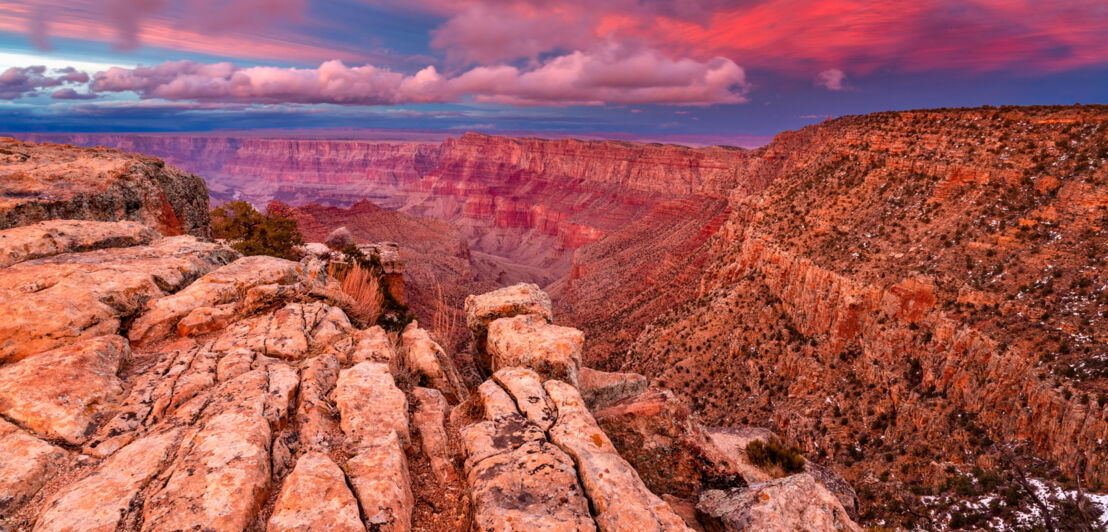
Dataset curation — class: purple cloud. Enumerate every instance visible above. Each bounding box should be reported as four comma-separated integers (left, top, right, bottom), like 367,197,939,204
0,65,91,100
51,88,99,100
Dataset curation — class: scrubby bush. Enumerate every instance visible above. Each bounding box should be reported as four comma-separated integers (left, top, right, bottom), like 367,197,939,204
211,201,303,260
746,437,806,474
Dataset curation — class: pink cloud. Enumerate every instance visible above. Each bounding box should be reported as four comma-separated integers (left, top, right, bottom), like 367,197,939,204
0,0,366,64
402,0,1108,74
90,48,748,106
815,68,846,90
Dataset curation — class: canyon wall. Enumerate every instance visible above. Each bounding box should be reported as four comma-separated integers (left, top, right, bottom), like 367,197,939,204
15,132,750,284
613,105,1108,526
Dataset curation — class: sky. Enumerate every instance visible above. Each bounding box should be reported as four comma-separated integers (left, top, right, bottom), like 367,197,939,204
1,0,1106,145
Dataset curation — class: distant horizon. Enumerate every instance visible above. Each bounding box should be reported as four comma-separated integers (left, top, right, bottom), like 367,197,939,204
4,127,776,149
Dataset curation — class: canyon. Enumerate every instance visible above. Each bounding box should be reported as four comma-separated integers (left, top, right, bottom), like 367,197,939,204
17,132,751,288
10,104,1108,529
0,137,857,531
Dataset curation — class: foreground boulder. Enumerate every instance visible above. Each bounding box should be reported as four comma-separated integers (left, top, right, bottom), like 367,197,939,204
0,219,159,269
487,314,584,385
696,474,861,532
0,235,235,362
464,282,552,374
128,254,306,346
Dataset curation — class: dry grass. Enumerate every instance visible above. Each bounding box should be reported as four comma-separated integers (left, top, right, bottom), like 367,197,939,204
430,276,458,354
327,260,383,326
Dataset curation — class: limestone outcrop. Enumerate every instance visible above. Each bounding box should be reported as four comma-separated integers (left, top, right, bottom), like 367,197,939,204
487,314,584,385
464,282,552,374
0,137,211,237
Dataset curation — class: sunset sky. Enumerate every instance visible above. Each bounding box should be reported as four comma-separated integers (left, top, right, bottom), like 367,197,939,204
1,0,1106,144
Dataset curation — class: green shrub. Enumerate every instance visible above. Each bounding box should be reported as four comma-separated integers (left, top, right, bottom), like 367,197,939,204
211,201,304,260
746,438,806,474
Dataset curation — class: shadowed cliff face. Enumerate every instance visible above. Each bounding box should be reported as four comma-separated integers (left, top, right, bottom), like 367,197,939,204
16,132,750,286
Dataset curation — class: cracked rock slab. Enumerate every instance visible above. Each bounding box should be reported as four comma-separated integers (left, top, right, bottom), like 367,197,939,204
0,237,235,363
345,432,413,532
0,219,159,269
267,452,364,532
0,418,66,512
544,380,693,532
0,334,127,444
129,255,304,346
333,361,409,449
492,367,557,431
34,429,182,532
461,379,596,532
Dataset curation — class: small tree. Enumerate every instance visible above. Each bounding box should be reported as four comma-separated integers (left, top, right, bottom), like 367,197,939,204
211,201,304,260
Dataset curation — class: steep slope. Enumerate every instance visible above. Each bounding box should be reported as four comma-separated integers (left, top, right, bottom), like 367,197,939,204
622,105,1108,527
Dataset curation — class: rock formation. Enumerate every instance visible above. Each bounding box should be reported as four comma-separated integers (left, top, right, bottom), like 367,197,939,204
1,138,211,237
0,143,859,531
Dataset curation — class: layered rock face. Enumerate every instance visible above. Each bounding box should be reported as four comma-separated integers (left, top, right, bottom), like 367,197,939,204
618,105,1108,526
1,138,211,237
15,133,750,289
